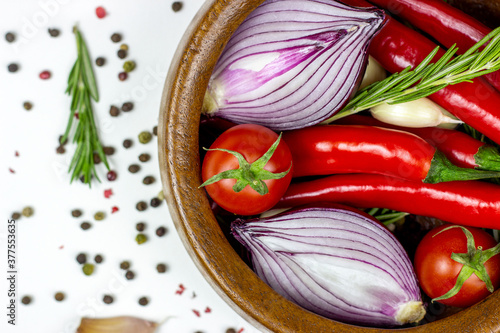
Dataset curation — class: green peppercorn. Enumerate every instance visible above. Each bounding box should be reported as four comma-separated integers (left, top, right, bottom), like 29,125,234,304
120,43,129,51
120,261,130,270
71,209,82,218
123,61,136,73
94,211,105,221
138,131,152,144
21,206,34,217
135,233,148,244
23,101,33,110
82,263,95,276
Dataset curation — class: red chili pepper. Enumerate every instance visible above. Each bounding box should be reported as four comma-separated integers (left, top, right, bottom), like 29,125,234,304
283,125,500,183
335,115,500,170
341,0,500,146
366,0,500,91
277,173,500,229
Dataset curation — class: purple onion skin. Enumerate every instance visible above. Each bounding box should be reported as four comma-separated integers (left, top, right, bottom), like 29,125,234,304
231,204,425,327
204,0,386,131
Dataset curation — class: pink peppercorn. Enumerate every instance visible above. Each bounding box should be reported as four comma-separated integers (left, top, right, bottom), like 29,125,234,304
118,72,128,81
107,170,117,181
39,70,51,80
96,7,106,19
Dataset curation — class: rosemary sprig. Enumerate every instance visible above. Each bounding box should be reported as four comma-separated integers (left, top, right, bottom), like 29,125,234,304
325,26,500,122
365,208,409,226
62,26,109,186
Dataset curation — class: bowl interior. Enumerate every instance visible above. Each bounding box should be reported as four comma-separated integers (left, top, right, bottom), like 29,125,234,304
158,0,500,331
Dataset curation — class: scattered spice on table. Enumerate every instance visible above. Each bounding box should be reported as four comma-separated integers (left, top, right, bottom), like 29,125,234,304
123,61,136,73
95,6,106,19
111,206,119,214
109,105,119,116
48,28,60,37
5,32,15,43
8,168,15,174
143,176,155,185
103,146,115,156
111,33,122,43
94,211,105,221
80,222,92,230
104,189,113,199
135,233,148,244
8,63,19,73
136,222,146,232
153,126,158,136
192,309,201,317
138,153,150,162
118,72,128,81
21,296,32,305
128,164,140,173
71,209,82,218
123,139,133,148
138,297,149,306
125,270,135,280
117,49,127,59
205,307,211,313
103,295,114,304
121,102,134,112
136,201,148,212
76,253,87,264
95,57,106,67
11,212,21,220
82,263,95,276
93,152,101,164
22,206,34,217
120,44,128,51
156,226,167,237
23,101,33,111
120,261,130,270
107,170,117,181
226,329,237,333
172,1,183,12
156,263,167,273
56,145,66,154
54,292,65,301
150,197,162,208
94,255,104,264
39,70,51,80
175,284,186,295
138,131,152,144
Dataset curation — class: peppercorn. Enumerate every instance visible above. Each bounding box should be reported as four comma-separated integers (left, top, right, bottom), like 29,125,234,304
128,164,140,173
109,105,119,116
121,102,134,112
93,152,101,164
150,197,162,208
103,146,115,155
123,139,132,148
71,209,82,218
119,261,130,270
82,263,95,276
48,28,60,37
21,296,32,305
158,190,165,201
153,126,158,136
76,253,87,264
22,206,34,217
5,32,15,43
111,33,122,43
156,263,167,273
95,57,106,67
136,202,148,212
95,6,106,19
118,72,128,81
39,70,51,80
125,270,135,280
123,61,136,73
94,211,105,221
103,295,114,304
107,170,117,181
54,292,65,301
172,1,183,12
143,176,155,185
117,49,127,59
120,43,129,51
23,101,33,111
156,226,167,237
226,329,237,333
136,222,146,232
56,145,66,154
8,63,19,73
135,233,148,244
94,255,104,264
11,212,21,220
138,153,151,162
80,222,92,230
138,297,149,306
138,131,152,144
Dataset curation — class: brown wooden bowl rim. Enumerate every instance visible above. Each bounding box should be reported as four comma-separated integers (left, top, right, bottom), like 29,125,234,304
158,0,500,331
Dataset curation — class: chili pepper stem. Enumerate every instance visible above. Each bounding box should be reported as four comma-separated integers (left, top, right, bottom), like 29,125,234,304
424,151,500,183
475,145,500,171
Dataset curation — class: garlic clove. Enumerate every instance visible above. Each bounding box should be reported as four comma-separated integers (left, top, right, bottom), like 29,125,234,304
76,316,158,333
358,56,387,90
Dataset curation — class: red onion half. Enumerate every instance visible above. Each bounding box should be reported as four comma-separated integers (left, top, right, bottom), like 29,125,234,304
231,204,426,327
203,0,386,131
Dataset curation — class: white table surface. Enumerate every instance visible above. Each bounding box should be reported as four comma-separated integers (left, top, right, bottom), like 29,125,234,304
0,1,260,332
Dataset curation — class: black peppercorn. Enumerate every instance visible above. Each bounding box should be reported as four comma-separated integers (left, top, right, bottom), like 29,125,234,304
138,296,149,306
21,296,32,305
5,32,15,43
103,295,114,304
123,139,132,148
121,102,134,112
48,28,60,37
71,209,82,218
136,222,146,232
8,63,19,73
54,292,65,301
128,164,140,173
109,105,119,116
119,261,130,270
136,201,148,211
23,101,33,111
93,152,101,164
156,263,167,273
172,1,183,12
153,126,158,136
156,226,167,237
80,222,91,230
94,255,103,264
226,329,237,333
111,33,122,43
103,146,115,156
143,176,155,185
125,270,135,280
138,153,151,162
117,49,127,59
150,197,161,208
76,253,87,264
95,57,106,67
56,145,66,154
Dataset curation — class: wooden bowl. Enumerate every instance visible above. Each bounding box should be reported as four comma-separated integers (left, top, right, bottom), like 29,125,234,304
158,0,500,331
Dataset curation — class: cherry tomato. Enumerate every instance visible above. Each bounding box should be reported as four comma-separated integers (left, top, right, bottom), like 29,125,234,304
414,224,500,308
201,124,292,216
